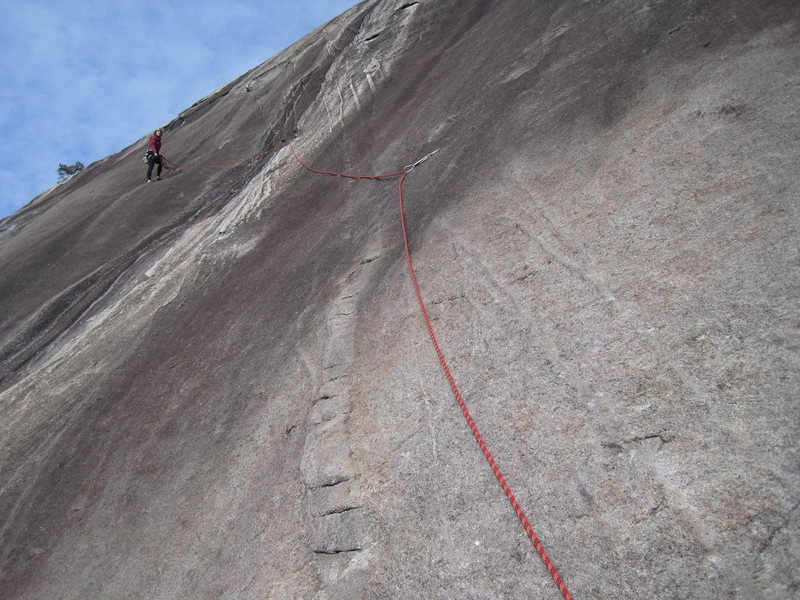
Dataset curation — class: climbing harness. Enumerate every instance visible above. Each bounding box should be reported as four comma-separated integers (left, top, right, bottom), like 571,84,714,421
288,143,574,600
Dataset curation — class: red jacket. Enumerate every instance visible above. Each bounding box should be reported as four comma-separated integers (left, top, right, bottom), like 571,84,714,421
147,133,161,154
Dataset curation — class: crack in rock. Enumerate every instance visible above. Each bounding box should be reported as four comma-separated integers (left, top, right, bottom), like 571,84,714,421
602,432,675,450
320,505,362,517
300,242,387,589
313,476,352,490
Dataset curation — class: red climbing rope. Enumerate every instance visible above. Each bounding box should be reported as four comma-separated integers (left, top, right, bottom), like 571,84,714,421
163,141,293,172
289,143,406,180
397,170,573,600
289,143,574,600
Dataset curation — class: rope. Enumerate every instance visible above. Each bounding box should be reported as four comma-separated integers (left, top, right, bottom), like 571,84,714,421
289,143,405,180
158,141,293,173
289,143,574,600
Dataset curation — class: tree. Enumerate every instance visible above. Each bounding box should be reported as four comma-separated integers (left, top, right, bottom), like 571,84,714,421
57,161,85,181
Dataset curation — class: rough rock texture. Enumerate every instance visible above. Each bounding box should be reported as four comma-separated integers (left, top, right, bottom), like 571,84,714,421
1,1,799,598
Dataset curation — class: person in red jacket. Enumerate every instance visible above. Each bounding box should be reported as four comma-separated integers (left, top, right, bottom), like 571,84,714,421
146,129,163,182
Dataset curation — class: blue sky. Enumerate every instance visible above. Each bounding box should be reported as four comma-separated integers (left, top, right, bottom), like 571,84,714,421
0,0,357,220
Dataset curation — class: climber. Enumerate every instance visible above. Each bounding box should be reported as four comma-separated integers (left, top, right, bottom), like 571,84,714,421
145,129,163,183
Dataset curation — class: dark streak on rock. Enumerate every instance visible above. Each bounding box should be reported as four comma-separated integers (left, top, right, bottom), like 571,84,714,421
320,505,361,517
601,442,624,451
313,547,363,555
630,433,674,445
759,501,800,552
314,476,351,490
602,433,674,450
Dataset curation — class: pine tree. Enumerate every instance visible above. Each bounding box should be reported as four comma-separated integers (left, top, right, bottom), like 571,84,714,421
57,161,85,181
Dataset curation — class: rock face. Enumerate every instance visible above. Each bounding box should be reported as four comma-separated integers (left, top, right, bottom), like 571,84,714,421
1,1,798,598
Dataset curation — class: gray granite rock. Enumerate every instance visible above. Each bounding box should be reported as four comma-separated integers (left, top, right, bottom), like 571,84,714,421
1,0,798,598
